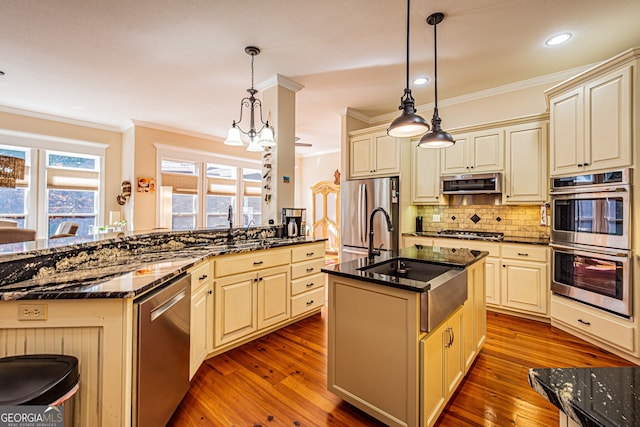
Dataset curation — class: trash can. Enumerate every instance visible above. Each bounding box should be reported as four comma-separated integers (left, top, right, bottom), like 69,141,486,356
0,354,79,427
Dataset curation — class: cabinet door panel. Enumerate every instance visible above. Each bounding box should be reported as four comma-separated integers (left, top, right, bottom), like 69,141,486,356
421,324,446,426
586,66,632,170
501,261,547,314
445,310,464,396
190,283,212,379
350,136,373,178
440,135,468,174
258,268,289,329
215,273,257,346
550,88,584,175
484,258,500,306
504,122,547,203
411,140,441,204
373,134,400,175
472,131,503,172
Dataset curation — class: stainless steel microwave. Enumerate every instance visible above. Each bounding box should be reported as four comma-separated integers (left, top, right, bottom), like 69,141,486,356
440,173,502,195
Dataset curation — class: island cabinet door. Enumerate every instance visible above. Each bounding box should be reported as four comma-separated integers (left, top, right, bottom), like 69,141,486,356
257,265,290,329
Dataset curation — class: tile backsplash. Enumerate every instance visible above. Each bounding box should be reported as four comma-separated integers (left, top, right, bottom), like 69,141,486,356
415,204,550,239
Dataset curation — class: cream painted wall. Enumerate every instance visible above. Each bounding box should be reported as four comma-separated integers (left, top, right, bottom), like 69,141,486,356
0,111,123,226
296,151,341,234
131,124,262,230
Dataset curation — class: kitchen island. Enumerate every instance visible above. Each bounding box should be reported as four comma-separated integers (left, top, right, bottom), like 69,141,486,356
0,228,326,426
321,245,487,427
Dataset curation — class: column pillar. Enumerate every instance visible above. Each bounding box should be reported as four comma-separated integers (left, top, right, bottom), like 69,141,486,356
258,74,304,225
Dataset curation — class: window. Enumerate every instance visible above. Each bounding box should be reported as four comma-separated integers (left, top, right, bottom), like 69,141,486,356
160,160,199,231
45,151,100,236
0,147,28,227
0,132,107,238
156,144,262,230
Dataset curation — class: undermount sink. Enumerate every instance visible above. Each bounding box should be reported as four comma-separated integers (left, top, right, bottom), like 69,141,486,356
358,257,468,332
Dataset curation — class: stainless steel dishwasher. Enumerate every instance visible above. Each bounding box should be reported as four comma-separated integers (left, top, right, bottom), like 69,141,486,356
133,273,191,427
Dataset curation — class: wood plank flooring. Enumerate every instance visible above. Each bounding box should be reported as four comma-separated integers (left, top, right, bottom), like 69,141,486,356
168,309,633,427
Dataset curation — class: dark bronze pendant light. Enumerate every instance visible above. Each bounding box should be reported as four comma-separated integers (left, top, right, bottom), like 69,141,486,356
387,0,430,138
418,12,455,148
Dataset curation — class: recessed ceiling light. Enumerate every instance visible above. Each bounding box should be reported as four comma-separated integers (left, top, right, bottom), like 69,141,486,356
545,33,572,46
413,76,429,85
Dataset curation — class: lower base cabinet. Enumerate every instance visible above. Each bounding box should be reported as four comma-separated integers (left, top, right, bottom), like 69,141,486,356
421,307,464,427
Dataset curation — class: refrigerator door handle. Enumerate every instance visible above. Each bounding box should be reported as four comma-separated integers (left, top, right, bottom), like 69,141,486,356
362,183,368,243
357,184,362,243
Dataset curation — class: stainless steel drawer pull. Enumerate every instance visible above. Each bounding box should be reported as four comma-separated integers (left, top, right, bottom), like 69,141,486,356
253,261,264,266
517,253,529,256
306,267,314,272
198,274,208,280
306,300,314,305
577,318,591,326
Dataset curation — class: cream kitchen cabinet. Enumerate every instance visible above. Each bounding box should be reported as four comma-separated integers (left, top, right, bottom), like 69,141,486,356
500,244,549,316
548,57,634,176
213,248,290,348
462,259,486,372
189,260,214,379
411,139,443,204
503,121,548,204
440,128,503,175
290,242,326,318
421,306,464,427
349,128,400,178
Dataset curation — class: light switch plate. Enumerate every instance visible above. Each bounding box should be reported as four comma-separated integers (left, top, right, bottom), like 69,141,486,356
432,214,441,222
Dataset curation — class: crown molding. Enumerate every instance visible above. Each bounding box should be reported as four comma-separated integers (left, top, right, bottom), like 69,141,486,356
0,104,126,132
369,63,594,124
336,107,372,124
257,74,304,92
132,120,224,142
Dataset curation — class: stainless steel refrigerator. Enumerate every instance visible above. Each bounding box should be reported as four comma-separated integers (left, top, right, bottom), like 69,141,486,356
340,176,400,261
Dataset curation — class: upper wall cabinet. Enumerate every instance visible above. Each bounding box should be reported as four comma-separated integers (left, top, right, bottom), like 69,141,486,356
547,50,637,176
440,128,504,175
410,139,443,205
503,121,548,204
349,128,400,179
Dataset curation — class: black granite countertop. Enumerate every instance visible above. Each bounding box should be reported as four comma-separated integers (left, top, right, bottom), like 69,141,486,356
321,245,487,293
529,366,640,427
403,231,550,245
0,227,323,300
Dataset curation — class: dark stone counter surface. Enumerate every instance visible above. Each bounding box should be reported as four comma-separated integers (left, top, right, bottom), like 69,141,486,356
403,231,550,246
321,244,487,293
529,366,640,427
0,227,323,300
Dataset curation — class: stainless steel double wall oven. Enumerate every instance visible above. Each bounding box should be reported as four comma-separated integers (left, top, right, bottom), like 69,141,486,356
549,169,633,318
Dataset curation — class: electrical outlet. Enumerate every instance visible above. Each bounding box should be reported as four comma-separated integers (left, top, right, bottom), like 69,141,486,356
18,303,48,321
432,214,441,222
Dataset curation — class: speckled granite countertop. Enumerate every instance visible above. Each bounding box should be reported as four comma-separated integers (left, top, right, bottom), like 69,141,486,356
0,227,323,300
528,366,640,427
403,231,550,245
322,244,487,293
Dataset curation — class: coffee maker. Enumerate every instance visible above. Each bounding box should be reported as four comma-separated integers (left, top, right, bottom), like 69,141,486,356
282,208,306,237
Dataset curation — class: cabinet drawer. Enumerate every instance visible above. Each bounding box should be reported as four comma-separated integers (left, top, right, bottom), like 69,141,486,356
501,244,547,262
190,261,212,292
291,243,325,263
291,287,325,317
552,296,634,352
214,248,289,278
291,273,325,296
291,258,325,280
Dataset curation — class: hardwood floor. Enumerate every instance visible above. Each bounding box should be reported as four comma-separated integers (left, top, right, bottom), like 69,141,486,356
168,309,633,427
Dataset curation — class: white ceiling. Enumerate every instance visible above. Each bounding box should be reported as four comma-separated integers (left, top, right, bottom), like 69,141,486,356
2,0,640,156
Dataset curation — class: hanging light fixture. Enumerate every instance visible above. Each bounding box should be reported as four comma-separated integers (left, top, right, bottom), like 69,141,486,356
387,0,430,138
224,46,276,151
419,13,455,148
0,155,25,188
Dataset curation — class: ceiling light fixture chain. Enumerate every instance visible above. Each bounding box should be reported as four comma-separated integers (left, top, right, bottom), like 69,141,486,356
224,46,276,151
419,12,455,148
387,0,430,138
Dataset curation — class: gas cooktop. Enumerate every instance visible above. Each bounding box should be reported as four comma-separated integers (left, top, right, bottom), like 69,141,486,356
437,230,504,241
